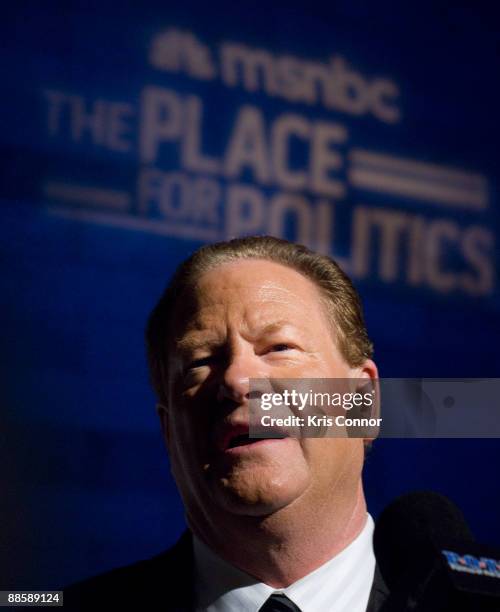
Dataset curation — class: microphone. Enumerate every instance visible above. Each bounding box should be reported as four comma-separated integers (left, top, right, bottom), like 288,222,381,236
373,491,500,611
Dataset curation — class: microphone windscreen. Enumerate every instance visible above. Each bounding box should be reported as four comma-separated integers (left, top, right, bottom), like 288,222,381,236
373,491,474,593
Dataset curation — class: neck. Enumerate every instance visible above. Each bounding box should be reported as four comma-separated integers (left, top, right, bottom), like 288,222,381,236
188,480,367,588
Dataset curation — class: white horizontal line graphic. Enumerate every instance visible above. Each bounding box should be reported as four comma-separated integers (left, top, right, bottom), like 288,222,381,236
348,169,488,210
47,207,220,242
350,150,487,189
349,149,488,210
43,181,131,210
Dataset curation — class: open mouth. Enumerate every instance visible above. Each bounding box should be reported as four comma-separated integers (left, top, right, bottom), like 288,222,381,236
226,432,287,449
227,434,256,449
217,422,290,452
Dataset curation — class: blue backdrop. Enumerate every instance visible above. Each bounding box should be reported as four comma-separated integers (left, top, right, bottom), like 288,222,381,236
1,0,499,590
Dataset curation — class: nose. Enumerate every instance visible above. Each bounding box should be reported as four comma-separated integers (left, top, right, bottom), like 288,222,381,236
216,347,263,404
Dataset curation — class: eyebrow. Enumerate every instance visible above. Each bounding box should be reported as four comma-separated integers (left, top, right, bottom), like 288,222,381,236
175,334,222,354
175,320,296,354
258,321,294,336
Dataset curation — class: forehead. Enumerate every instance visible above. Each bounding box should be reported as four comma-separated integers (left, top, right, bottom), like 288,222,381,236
173,259,330,336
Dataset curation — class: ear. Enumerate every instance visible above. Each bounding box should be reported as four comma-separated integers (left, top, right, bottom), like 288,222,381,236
351,359,380,447
347,358,378,393
156,402,171,452
353,358,378,383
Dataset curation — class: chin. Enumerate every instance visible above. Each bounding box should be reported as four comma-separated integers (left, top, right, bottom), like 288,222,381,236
210,465,310,516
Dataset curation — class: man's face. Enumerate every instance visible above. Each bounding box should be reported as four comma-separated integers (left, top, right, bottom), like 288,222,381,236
160,259,375,522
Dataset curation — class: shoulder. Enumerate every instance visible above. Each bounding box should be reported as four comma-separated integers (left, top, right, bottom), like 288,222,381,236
63,531,194,611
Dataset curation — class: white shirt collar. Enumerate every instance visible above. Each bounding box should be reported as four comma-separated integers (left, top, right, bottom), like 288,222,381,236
193,513,376,612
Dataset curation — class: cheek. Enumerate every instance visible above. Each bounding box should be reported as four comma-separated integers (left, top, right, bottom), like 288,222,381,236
181,369,212,393
302,439,363,480
171,414,205,454
168,419,209,499
168,398,215,467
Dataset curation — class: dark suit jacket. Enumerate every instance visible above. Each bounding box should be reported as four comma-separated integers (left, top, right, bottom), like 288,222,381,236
63,531,390,611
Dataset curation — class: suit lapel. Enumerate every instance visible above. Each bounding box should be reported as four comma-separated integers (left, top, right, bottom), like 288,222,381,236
365,564,390,612
154,530,196,611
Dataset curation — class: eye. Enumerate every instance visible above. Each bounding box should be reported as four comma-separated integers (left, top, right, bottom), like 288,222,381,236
269,343,294,352
187,356,213,369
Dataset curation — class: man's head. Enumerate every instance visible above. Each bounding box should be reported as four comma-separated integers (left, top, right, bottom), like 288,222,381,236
146,236,377,532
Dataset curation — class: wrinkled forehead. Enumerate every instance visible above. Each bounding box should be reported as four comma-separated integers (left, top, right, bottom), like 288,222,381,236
169,259,330,341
